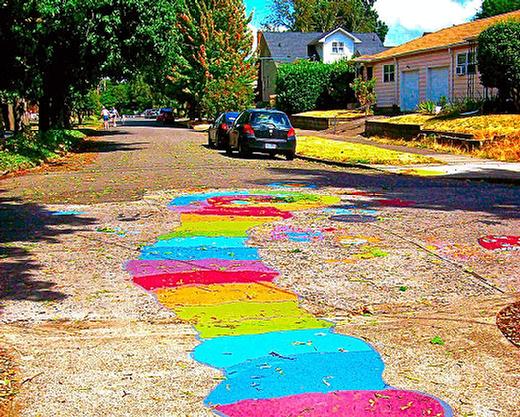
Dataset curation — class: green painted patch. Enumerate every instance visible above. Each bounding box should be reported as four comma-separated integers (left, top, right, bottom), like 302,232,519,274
173,301,332,338
159,218,274,239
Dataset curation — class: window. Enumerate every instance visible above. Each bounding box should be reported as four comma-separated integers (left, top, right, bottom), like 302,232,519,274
366,67,374,80
456,51,477,75
332,42,345,54
383,64,395,82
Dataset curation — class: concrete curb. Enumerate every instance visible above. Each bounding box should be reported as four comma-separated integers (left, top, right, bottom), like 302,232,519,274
295,154,520,186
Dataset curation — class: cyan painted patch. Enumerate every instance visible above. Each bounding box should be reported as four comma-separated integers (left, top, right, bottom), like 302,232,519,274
170,191,250,208
194,328,373,369
146,237,249,249
140,247,260,261
48,210,86,216
206,351,385,406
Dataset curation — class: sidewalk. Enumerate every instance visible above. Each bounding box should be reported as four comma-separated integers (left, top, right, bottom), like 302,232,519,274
296,129,520,183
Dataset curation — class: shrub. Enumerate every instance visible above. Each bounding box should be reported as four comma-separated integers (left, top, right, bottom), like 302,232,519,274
440,97,484,116
417,100,437,115
276,60,356,114
350,77,376,115
478,20,520,112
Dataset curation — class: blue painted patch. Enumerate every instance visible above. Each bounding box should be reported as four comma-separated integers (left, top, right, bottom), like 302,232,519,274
194,328,373,369
324,208,379,216
140,247,260,261
286,232,322,242
49,210,86,216
205,351,385,406
169,191,250,208
147,237,249,249
268,182,317,189
331,215,378,223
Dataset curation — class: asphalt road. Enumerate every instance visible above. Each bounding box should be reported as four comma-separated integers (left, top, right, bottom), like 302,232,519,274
1,119,519,216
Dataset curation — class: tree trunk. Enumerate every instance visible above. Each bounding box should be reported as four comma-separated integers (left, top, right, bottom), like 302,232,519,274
39,95,51,132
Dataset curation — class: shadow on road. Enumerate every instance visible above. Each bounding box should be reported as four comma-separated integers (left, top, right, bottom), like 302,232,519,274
253,167,520,219
0,192,95,313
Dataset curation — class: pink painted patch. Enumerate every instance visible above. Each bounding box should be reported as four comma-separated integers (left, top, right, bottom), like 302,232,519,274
126,260,279,290
478,235,520,251
216,390,449,417
171,195,293,218
376,199,416,207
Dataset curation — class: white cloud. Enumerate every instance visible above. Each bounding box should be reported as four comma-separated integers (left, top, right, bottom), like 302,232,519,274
375,0,482,33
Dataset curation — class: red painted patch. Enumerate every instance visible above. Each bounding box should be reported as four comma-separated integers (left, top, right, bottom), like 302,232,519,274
478,235,520,251
133,270,278,291
216,390,449,417
376,198,416,207
185,206,292,218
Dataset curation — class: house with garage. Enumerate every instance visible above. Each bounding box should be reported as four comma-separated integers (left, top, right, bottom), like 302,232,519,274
257,28,387,102
356,9,520,111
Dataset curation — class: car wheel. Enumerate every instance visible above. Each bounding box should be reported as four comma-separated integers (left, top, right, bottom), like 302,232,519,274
208,135,214,149
285,151,295,161
238,141,251,158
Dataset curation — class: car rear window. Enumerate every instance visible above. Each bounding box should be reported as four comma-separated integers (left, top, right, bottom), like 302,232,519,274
226,113,239,123
251,112,290,128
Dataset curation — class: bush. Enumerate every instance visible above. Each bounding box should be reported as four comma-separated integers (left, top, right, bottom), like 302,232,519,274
417,100,437,115
276,60,356,114
478,21,520,112
440,97,484,116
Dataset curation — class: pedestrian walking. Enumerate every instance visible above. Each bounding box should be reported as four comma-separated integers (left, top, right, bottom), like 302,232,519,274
110,107,120,128
101,106,110,130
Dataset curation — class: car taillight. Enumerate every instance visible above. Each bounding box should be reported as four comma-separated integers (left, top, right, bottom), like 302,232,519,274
288,127,296,137
243,124,255,135
221,123,228,130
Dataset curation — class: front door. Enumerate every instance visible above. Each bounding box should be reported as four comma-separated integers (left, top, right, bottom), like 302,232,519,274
400,70,420,112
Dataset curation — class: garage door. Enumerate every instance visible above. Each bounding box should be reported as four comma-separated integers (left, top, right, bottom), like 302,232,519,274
427,67,449,104
400,70,420,111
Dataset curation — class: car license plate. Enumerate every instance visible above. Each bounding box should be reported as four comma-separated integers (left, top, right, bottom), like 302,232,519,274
265,144,277,149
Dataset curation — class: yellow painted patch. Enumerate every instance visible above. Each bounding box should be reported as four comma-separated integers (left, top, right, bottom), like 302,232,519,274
157,283,297,307
160,214,280,238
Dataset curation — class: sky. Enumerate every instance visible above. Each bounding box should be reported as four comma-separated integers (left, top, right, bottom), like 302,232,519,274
244,0,483,46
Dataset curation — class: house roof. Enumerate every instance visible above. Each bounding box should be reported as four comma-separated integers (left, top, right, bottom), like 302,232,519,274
358,9,520,63
261,32,323,63
309,28,362,44
260,30,386,63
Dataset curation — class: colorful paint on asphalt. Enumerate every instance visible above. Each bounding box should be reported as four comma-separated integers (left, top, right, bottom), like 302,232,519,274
125,189,453,416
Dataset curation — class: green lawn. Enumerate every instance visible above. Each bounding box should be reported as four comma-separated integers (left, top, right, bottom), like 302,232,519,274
0,129,86,173
297,136,440,165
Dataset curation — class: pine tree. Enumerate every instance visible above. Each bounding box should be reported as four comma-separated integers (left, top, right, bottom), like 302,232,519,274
173,0,256,118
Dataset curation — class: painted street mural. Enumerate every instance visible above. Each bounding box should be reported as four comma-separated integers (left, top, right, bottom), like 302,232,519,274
126,189,453,416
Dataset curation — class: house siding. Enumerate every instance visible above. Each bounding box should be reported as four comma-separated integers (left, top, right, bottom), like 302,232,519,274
322,32,356,63
372,44,494,109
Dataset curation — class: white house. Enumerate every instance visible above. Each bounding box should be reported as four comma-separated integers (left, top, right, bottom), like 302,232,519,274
258,28,387,102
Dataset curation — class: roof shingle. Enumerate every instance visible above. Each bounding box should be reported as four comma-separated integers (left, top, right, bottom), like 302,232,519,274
358,9,520,62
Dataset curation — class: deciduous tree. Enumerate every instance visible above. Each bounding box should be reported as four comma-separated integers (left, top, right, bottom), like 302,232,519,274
173,0,256,118
263,0,388,42
478,21,520,111
0,0,180,131
475,0,520,19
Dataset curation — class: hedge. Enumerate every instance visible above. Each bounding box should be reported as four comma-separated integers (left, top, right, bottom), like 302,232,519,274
478,20,520,112
275,60,356,114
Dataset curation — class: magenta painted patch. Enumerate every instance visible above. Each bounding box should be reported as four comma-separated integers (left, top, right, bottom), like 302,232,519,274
478,235,520,251
216,390,449,417
170,195,293,218
376,199,416,207
126,260,279,290
127,259,278,277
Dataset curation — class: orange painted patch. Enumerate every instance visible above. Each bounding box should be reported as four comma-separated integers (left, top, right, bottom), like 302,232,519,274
157,282,297,307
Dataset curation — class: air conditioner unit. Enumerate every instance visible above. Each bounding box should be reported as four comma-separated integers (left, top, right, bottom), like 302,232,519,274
456,65,466,76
